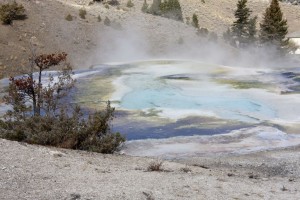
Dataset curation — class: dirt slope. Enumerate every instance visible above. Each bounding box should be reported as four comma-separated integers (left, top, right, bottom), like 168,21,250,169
1,138,300,200
0,0,300,78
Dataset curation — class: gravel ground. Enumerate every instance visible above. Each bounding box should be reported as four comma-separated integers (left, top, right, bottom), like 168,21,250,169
1,139,300,200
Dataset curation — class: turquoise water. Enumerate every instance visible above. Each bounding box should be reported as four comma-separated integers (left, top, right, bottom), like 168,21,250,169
119,74,276,122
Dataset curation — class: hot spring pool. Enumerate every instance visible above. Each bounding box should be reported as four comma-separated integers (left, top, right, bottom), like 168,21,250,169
74,60,300,157
2,60,300,157
118,72,276,123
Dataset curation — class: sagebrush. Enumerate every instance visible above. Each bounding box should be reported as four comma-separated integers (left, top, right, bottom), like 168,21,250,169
79,8,87,19
0,2,26,24
147,160,164,171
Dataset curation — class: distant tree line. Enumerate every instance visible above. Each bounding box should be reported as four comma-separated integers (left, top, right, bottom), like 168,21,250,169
224,0,292,55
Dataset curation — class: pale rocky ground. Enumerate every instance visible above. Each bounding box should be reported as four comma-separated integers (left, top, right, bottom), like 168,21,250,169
1,138,300,200
1,0,300,199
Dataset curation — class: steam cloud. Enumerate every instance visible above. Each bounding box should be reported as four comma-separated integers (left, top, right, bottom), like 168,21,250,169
85,15,299,69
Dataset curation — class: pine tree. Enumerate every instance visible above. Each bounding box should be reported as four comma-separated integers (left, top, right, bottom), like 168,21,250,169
231,0,251,46
149,0,161,15
223,28,231,40
248,16,257,43
259,0,289,54
141,0,149,12
160,0,183,21
192,13,199,29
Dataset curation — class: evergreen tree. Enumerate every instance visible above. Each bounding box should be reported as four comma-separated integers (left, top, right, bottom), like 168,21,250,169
160,0,183,21
259,0,289,54
149,0,161,15
223,28,232,41
192,13,199,29
248,16,257,43
231,0,251,46
141,0,149,12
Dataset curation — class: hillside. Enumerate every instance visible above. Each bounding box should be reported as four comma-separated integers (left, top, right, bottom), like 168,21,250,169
0,0,300,78
2,1,300,199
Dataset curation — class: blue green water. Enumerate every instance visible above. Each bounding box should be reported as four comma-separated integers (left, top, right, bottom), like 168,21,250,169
119,74,276,123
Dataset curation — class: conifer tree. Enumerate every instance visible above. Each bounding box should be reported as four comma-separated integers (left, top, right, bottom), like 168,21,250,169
192,13,199,29
141,0,149,12
231,0,251,46
149,0,161,15
160,0,183,21
259,0,289,54
248,16,257,43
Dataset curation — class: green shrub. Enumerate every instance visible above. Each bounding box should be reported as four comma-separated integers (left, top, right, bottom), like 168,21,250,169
177,36,184,45
148,0,183,21
79,8,87,19
65,14,73,21
104,16,111,26
108,0,119,6
208,32,218,41
0,2,26,25
160,0,183,21
111,20,122,30
192,13,199,29
0,52,125,154
126,0,134,8
97,15,102,22
185,17,190,25
180,166,192,173
148,0,162,15
197,27,209,37
0,104,125,153
141,0,148,12
147,160,164,171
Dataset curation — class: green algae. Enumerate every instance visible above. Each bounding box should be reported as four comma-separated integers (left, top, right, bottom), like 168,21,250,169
217,79,271,89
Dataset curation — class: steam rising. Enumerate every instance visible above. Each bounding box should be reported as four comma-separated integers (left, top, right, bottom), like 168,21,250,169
86,14,299,68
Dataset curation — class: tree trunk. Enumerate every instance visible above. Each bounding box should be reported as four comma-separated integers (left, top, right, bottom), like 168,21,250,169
36,69,42,116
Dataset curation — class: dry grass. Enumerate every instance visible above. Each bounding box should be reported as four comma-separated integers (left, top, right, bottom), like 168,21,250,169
180,165,192,173
147,160,164,172
79,8,87,19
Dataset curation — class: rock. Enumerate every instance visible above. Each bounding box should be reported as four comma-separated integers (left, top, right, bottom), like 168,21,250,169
70,193,81,200
227,173,234,177
49,151,65,158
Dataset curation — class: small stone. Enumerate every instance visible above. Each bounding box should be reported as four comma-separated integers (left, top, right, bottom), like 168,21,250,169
49,151,64,157
248,173,259,179
281,185,288,191
70,193,81,200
